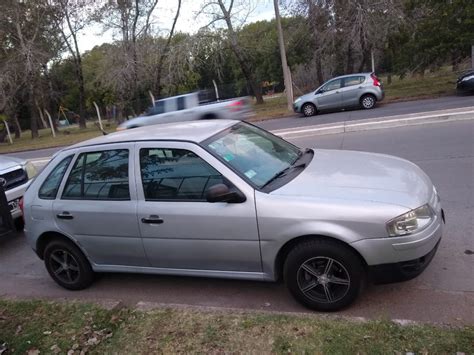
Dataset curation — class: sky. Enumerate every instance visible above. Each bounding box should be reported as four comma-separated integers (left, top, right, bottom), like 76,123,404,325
77,0,276,53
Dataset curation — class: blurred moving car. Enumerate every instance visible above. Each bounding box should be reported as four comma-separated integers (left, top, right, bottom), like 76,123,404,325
0,155,37,228
117,91,253,130
456,70,474,93
293,73,384,117
24,120,443,311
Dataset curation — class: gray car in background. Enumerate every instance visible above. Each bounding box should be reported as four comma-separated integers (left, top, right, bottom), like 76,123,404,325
24,120,443,311
294,73,385,117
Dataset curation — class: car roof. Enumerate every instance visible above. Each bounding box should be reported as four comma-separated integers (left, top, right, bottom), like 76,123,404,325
331,73,372,80
64,119,238,151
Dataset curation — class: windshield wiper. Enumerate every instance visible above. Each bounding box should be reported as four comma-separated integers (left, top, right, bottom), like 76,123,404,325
261,162,307,189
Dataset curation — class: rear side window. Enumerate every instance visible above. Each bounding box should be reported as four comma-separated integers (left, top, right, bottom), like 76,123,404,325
38,156,73,199
344,76,365,87
140,148,223,201
177,96,186,110
62,150,130,200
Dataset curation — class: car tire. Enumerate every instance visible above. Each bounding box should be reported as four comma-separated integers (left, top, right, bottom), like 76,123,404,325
44,239,94,290
283,239,364,312
360,94,376,109
14,218,24,232
302,103,316,117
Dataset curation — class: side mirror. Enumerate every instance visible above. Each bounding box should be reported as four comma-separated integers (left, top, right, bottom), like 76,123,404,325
315,89,323,95
206,183,246,203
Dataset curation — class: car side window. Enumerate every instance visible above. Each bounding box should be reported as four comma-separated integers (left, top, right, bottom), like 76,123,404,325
38,155,73,199
177,97,186,110
62,149,130,200
140,148,223,201
147,101,164,115
322,79,342,92
343,76,365,87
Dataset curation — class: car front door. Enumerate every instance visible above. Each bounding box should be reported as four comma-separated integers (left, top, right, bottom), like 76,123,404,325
135,141,262,274
53,144,148,267
340,76,365,107
315,79,343,110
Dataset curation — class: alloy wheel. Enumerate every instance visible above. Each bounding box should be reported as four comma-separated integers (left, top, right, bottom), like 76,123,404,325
49,249,81,284
297,257,351,304
362,96,375,109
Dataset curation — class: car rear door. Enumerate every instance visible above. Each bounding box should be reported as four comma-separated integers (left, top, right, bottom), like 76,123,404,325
340,76,366,107
53,143,148,267
315,79,343,110
135,141,262,274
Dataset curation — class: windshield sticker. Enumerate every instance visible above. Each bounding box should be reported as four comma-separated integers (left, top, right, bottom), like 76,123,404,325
223,153,235,162
208,143,217,150
244,169,257,179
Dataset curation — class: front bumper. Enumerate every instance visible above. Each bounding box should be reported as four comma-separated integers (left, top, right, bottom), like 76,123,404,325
369,239,440,283
351,208,444,268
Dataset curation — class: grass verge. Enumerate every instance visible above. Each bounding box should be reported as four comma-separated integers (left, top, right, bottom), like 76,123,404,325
0,122,117,155
0,300,473,354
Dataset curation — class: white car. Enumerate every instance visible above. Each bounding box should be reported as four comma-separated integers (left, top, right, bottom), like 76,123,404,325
0,155,37,227
117,92,253,130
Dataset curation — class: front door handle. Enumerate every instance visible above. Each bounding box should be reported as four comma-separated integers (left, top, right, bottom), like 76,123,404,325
57,212,73,220
141,215,164,224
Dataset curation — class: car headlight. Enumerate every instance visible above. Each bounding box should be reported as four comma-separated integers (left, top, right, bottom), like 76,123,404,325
386,204,434,237
294,97,302,104
23,161,37,180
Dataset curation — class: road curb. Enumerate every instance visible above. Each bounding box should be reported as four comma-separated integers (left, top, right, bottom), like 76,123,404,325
274,107,474,138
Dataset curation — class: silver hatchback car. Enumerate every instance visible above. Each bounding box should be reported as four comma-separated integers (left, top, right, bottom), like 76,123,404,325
293,73,385,117
24,120,443,311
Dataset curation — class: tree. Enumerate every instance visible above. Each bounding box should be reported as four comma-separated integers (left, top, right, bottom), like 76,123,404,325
1,0,60,138
50,0,98,129
198,0,265,104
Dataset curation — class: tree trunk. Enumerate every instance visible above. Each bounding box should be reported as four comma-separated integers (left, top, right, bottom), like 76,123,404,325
28,82,39,139
14,114,21,139
316,58,324,85
76,57,87,129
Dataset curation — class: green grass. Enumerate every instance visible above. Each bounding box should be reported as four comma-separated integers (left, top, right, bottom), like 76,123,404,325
0,299,473,354
0,121,117,155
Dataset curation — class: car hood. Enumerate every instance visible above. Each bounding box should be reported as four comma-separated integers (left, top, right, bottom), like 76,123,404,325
272,149,433,210
0,155,25,172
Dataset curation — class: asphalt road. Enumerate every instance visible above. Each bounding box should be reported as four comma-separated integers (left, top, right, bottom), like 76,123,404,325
1,120,473,324
258,94,474,131
8,94,474,161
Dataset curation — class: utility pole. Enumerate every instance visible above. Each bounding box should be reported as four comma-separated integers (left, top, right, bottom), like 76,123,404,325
273,0,294,111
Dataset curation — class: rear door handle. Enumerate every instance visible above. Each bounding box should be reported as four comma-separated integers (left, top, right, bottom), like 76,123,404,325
57,212,73,220
141,215,164,224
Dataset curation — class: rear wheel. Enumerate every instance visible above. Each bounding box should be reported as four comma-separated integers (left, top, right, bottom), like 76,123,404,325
360,94,376,109
284,239,364,311
302,103,316,117
44,239,94,290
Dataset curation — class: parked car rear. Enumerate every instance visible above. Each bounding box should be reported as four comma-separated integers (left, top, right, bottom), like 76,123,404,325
293,73,384,117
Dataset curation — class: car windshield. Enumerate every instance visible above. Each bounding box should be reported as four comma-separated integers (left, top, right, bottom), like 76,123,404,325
203,123,301,188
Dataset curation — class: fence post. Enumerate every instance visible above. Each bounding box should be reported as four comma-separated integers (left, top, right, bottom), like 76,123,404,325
3,120,12,144
44,109,56,138
93,102,103,132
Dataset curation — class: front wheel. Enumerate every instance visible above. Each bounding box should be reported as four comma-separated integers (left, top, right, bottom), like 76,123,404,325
284,239,364,311
302,103,316,117
44,239,94,290
360,94,376,109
